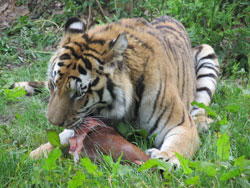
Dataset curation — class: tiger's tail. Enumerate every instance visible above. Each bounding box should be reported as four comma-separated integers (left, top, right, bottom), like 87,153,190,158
9,81,48,96
191,44,220,131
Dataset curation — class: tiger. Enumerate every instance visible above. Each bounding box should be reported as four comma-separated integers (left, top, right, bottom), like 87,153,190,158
12,15,219,166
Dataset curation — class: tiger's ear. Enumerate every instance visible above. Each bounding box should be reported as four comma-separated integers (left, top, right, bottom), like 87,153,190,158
65,17,85,34
111,33,128,55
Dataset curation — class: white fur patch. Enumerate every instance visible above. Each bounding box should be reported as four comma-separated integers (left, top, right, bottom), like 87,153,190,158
59,129,75,145
69,22,84,30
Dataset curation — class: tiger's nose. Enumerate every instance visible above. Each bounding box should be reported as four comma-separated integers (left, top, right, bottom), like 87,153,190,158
48,118,65,127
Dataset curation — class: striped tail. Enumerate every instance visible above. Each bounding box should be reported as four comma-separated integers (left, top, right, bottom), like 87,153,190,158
9,81,48,96
191,44,220,131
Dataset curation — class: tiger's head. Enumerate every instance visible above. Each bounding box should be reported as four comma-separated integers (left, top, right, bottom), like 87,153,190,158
47,17,133,129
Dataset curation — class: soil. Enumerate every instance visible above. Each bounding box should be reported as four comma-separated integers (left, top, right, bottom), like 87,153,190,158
0,0,65,32
0,0,29,31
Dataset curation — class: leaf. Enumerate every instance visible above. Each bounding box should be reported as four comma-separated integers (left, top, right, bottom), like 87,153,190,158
111,153,123,178
138,158,170,172
189,161,217,176
47,130,61,147
191,101,218,118
3,87,26,101
219,115,228,126
175,152,192,174
116,122,131,137
81,158,103,177
185,176,200,185
103,155,114,166
237,177,250,187
42,148,62,171
234,156,245,168
68,171,85,188
220,168,241,181
216,133,230,161
135,129,148,137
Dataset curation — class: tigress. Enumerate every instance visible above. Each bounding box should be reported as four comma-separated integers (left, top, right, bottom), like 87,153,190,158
12,15,219,166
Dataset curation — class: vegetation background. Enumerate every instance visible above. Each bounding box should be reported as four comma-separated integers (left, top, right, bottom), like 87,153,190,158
0,0,249,187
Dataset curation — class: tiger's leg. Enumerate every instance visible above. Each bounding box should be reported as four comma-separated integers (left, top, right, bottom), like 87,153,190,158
143,90,199,166
191,44,220,131
146,111,199,166
10,81,48,96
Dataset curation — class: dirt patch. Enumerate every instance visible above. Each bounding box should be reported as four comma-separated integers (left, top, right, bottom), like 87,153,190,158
0,0,65,32
0,0,29,31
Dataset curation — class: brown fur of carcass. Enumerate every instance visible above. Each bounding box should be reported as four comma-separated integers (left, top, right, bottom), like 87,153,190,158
81,126,150,163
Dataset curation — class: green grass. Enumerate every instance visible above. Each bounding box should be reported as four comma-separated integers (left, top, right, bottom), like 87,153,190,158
0,0,249,187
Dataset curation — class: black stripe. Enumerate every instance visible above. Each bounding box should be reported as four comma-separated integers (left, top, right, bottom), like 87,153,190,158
127,45,135,51
166,16,186,31
135,18,152,28
150,101,174,135
127,34,154,54
64,46,80,59
82,33,106,45
66,63,72,68
160,76,167,108
59,72,64,77
176,110,185,126
194,46,203,66
91,77,99,87
197,87,212,98
82,43,100,55
74,42,83,50
81,57,92,70
181,58,185,98
153,15,186,31
96,87,104,101
197,73,217,80
162,101,174,127
192,106,198,110
82,33,90,42
156,25,190,49
199,53,217,61
196,64,219,76
148,72,162,123
164,39,180,90
84,53,104,65
134,75,145,117
78,65,87,75
90,39,106,45
57,62,65,66
59,53,71,60
149,105,168,135
106,78,116,100
108,39,115,49
102,25,113,32
146,30,169,55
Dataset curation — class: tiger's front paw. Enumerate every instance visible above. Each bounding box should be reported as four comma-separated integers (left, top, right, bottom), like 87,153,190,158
146,148,180,168
30,142,54,159
193,114,214,132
